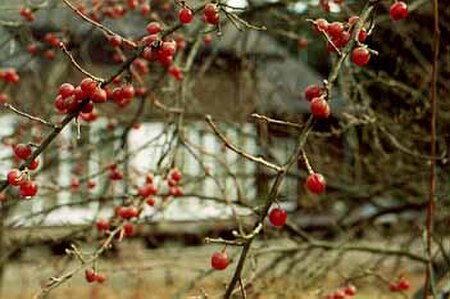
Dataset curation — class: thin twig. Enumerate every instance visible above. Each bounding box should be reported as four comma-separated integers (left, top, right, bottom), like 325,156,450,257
2,103,57,128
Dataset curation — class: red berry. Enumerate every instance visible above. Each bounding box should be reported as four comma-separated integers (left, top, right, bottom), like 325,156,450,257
59,83,75,98
7,169,22,186
87,179,96,189
14,143,32,160
344,285,357,296
171,169,182,182
169,186,183,197
304,85,322,101
145,173,154,184
96,218,110,231
121,84,135,99
71,178,80,191
44,50,56,60
203,4,217,18
389,282,399,292
333,290,345,299
358,28,368,42
314,18,328,32
327,22,344,38
390,1,408,21
108,35,122,47
85,269,96,283
306,173,326,194
138,183,157,197
179,8,193,24
95,273,106,283
297,37,309,49
169,66,183,81
310,97,330,118
146,22,162,35
351,47,371,66
146,197,155,206
19,180,38,198
269,208,287,227
397,278,410,290
80,78,98,96
123,222,134,236
205,13,220,25
91,87,107,103
211,251,229,270
28,158,40,170
140,4,150,15
0,93,9,103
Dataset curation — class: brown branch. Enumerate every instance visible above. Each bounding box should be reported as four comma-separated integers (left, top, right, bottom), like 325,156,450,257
206,115,282,172
2,103,57,128
424,0,440,296
59,43,105,83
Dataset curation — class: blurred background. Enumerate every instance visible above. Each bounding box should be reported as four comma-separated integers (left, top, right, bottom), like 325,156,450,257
0,0,448,298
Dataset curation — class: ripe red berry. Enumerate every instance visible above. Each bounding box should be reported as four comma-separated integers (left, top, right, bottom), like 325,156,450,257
95,273,106,283
351,47,371,66
310,97,330,118
397,278,410,290
358,28,368,42
297,37,309,49
146,197,155,206
85,269,96,283
87,179,96,189
59,83,75,98
390,1,408,21
14,144,32,160
169,66,183,81
203,4,217,18
304,85,322,101
327,22,344,38
211,251,230,270
205,13,220,25
123,222,134,236
140,4,150,15
269,208,287,227
146,22,162,35
171,169,182,182
333,290,345,299
96,218,110,231
71,178,80,191
7,169,22,186
344,284,357,296
80,78,98,95
145,173,154,184
28,158,40,170
138,183,157,197
306,173,326,194
91,87,107,103
389,282,399,292
19,180,38,198
108,35,122,47
179,8,193,24
314,18,328,32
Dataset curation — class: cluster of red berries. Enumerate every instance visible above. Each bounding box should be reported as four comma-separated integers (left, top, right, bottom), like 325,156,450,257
26,33,61,60
108,163,124,181
0,69,20,84
211,250,230,270
19,7,35,22
74,0,149,22
85,268,106,284
70,177,96,191
324,284,357,299
6,144,39,199
202,3,220,25
167,169,183,197
304,84,329,119
389,277,410,292
141,25,183,81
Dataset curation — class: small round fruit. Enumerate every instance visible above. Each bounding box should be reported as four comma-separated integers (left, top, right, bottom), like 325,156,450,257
351,47,371,66
306,173,326,194
304,84,322,101
179,8,193,24
7,169,22,186
14,143,32,160
211,251,230,270
95,273,106,283
397,278,410,290
310,97,330,118
390,1,408,21
269,208,287,227
96,218,110,231
389,282,399,292
85,268,96,283
20,180,38,198
344,284,357,296
171,169,182,182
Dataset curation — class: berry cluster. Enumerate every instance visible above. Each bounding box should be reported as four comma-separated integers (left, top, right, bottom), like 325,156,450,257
85,268,106,284
0,69,20,84
389,277,410,292
19,7,35,22
6,144,40,199
324,284,357,299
